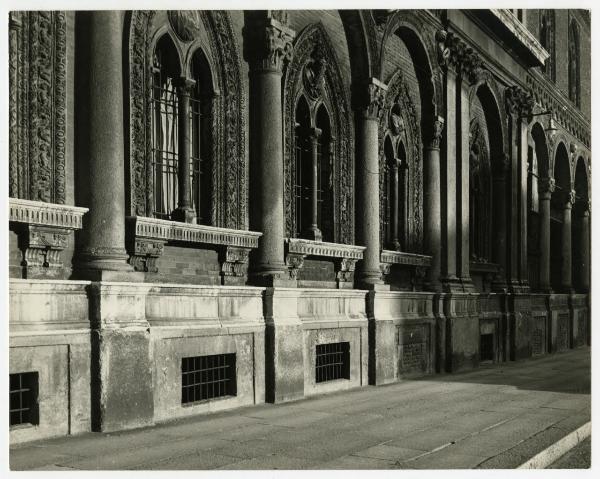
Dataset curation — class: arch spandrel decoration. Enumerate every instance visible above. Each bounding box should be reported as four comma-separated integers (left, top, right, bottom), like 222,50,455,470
378,68,423,253
283,23,354,244
127,10,246,229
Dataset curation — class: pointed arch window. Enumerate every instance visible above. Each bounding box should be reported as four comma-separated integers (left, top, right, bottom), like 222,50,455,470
469,120,491,262
568,20,581,108
293,97,334,242
382,135,407,250
539,10,555,82
150,34,213,224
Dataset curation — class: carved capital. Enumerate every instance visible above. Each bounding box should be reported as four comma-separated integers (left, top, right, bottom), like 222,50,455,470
356,78,387,120
492,153,511,178
172,77,196,96
566,189,577,207
379,262,392,276
538,176,556,196
505,85,535,119
429,116,445,149
16,224,71,277
243,14,295,73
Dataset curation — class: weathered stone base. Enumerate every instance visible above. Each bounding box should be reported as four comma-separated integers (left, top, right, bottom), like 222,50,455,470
8,278,590,444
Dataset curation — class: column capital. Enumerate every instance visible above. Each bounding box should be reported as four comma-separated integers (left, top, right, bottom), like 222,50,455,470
427,116,445,149
243,12,295,73
505,85,535,120
435,29,482,82
538,176,556,196
354,78,387,120
172,76,196,95
492,152,511,179
565,189,577,208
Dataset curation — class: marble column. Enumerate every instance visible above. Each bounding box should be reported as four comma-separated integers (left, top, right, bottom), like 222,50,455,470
560,190,575,292
491,154,510,290
538,177,554,292
75,11,138,281
424,117,444,290
456,75,472,287
172,77,197,223
305,127,322,241
243,13,295,285
577,203,590,292
355,78,387,288
518,118,530,287
391,160,401,249
441,67,459,288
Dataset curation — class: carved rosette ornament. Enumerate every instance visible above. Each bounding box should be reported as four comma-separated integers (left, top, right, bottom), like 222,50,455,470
243,13,295,73
9,11,67,204
167,11,202,42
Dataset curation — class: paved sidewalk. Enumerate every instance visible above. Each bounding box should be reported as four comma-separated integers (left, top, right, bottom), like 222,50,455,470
10,347,590,470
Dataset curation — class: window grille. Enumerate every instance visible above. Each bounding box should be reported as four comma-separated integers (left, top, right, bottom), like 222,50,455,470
294,127,312,236
480,334,495,362
315,342,350,383
181,354,236,404
10,372,39,427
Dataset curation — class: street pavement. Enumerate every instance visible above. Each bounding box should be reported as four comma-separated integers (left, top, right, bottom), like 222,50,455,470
548,437,591,469
10,347,590,470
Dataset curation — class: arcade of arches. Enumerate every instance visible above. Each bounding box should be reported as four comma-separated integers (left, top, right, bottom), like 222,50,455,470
8,10,590,442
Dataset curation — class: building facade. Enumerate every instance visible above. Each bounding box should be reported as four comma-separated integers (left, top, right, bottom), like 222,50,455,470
8,9,591,444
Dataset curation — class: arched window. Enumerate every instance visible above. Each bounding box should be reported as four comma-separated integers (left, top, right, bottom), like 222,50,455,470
151,35,180,220
293,97,334,242
150,35,214,224
382,135,408,250
190,48,213,225
539,10,555,82
469,119,490,262
568,20,581,107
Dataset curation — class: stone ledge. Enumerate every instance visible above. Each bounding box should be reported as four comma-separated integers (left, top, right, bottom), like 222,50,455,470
284,238,366,287
380,250,432,267
125,216,262,283
9,199,89,279
9,198,88,229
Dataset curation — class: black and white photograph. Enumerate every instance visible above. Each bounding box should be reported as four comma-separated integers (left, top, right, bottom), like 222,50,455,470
2,1,594,474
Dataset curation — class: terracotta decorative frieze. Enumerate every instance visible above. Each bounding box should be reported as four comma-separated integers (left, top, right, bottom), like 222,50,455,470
284,238,365,285
9,12,67,204
126,216,261,283
9,198,88,278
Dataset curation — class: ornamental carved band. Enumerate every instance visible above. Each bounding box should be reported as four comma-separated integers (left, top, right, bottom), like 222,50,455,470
243,13,295,72
9,11,67,204
128,11,247,229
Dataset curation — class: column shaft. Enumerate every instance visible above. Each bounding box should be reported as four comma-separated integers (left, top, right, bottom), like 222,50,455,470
391,162,400,249
76,11,134,280
538,187,552,292
456,77,471,284
578,210,590,292
492,162,508,288
518,119,529,285
304,128,322,240
561,196,573,292
424,117,444,291
244,15,295,285
172,78,196,223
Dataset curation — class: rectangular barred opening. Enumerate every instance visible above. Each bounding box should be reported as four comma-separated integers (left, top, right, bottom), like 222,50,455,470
10,372,39,428
480,333,495,362
181,354,237,405
315,342,350,383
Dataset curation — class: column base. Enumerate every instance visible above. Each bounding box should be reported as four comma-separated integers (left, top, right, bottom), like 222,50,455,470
74,252,144,282
171,207,197,223
302,226,322,242
249,269,297,288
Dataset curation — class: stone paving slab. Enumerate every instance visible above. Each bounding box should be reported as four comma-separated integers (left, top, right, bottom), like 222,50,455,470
10,347,590,470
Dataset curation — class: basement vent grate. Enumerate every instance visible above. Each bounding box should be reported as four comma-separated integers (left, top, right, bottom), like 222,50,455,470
182,354,237,405
10,372,39,428
480,333,495,362
315,342,350,383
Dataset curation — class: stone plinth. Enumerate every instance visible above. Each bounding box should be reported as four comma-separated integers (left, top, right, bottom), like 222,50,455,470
443,292,480,372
